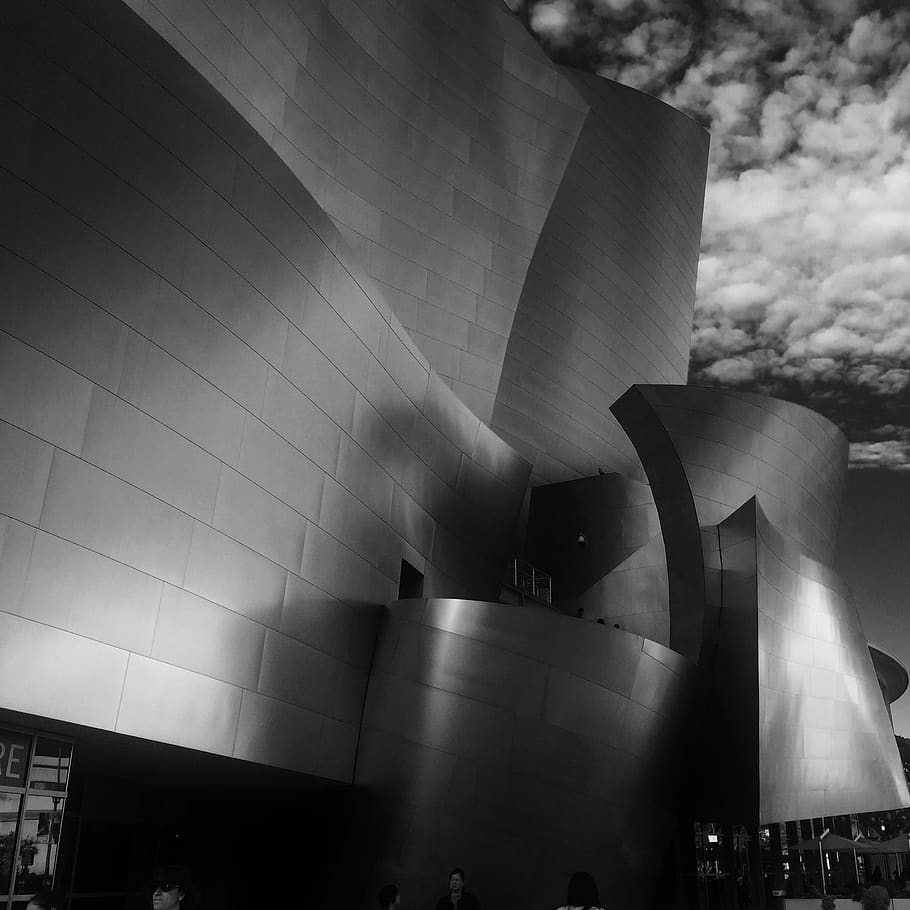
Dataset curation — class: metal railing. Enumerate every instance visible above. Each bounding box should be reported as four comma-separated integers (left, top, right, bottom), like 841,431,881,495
510,558,552,606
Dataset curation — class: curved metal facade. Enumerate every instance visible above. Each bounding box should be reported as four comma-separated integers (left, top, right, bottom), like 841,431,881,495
620,384,848,565
613,386,908,827
755,510,908,822
0,0,905,906
116,0,590,424
0,0,528,778
356,597,698,909
119,0,709,444
492,77,709,484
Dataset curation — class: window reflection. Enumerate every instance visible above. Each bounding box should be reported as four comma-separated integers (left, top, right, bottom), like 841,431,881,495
14,795,64,895
0,793,21,896
29,740,71,794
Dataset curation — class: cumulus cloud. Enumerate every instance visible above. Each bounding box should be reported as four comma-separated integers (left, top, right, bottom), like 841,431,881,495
530,0,574,35
516,0,910,469
850,441,910,470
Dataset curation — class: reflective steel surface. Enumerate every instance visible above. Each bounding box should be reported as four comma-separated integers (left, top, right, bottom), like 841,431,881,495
113,0,582,425
612,385,707,661
613,385,909,826
622,384,848,565
1,2,906,906
356,597,699,909
492,76,709,484
754,506,909,822
870,643,910,705
0,0,529,778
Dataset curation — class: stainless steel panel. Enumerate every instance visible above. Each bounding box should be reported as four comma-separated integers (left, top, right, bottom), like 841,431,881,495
152,584,266,689
316,716,358,781
331,661,370,725
232,689,326,775
260,368,342,475
393,623,548,717
300,285,375,397
0,177,156,339
389,484,435,558
0,421,54,526
0,334,93,455
358,598,698,909
0,517,35,615
206,190,315,323
151,282,268,413
754,503,909,820
117,654,242,755
0,247,128,390
183,522,287,627
21,531,162,654
299,524,397,605
82,388,221,522
26,123,189,288
637,384,847,563
611,386,707,661
180,240,288,366
0,610,128,729
280,573,368,663
138,345,246,466
257,628,338,714
212,464,308,571
40,450,194,585
0,0,629,823
282,324,358,431
318,478,401,579
365,669,515,766
543,667,626,741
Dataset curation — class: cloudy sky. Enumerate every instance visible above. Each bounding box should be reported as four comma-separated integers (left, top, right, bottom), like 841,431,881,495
511,0,910,735
513,0,910,470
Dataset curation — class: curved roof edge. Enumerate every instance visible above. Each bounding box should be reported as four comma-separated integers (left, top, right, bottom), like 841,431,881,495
869,642,910,704
497,1,710,136
568,68,711,138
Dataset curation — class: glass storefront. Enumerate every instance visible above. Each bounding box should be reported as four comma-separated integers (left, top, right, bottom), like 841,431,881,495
0,730,72,909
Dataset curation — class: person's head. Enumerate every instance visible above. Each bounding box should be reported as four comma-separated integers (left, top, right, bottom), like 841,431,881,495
821,897,836,910
378,883,400,909
567,871,600,909
26,891,58,910
449,868,465,896
150,865,192,910
862,885,891,910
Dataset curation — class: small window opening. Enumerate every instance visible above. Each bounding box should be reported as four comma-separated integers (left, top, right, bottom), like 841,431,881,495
398,559,424,600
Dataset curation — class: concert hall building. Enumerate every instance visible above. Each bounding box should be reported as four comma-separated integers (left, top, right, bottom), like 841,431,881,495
0,0,906,907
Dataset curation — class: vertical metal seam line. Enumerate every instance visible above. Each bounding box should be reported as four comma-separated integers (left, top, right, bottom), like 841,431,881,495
350,611,383,785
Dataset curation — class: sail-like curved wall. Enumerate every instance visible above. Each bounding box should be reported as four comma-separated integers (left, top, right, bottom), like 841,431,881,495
115,0,590,423
0,0,527,778
754,509,908,822
2,1,905,907
356,598,698,909
118,0,709,447
491,75,709,483
620,385,847,564
613,387,908,827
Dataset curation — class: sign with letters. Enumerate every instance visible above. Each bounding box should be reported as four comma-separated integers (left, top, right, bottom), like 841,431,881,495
0,730,31,788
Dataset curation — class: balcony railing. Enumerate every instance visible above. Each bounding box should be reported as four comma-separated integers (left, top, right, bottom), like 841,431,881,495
510,558,552,606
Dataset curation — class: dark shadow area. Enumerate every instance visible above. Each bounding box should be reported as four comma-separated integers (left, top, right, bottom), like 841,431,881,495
397,559,424,600
0,709,373,910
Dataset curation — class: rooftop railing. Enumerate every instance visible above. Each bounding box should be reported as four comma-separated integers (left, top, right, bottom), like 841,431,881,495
509,558,552,606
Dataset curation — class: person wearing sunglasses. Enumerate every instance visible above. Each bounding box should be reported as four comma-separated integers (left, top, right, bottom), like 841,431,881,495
150,865,192,910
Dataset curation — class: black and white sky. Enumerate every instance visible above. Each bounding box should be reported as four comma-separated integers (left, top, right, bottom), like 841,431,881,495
515,0,910,467
511,0,910,733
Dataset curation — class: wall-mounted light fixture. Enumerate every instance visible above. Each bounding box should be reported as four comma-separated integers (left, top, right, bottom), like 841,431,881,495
577,532,586,547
